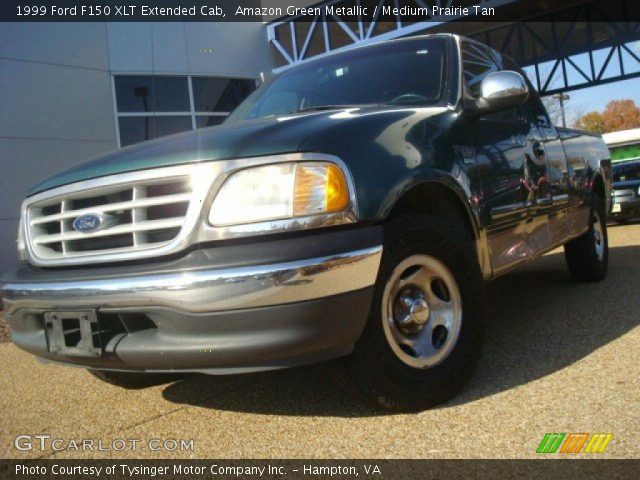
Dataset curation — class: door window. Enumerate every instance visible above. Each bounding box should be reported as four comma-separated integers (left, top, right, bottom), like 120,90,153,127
461,41,502,98
462,42,523,122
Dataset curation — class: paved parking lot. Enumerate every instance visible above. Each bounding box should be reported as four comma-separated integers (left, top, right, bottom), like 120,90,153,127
1,223,638,459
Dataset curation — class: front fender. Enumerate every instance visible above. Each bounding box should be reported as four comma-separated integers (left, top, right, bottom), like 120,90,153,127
298,107,471,222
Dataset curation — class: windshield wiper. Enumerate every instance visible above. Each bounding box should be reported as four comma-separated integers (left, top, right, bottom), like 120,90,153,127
298,104,376,112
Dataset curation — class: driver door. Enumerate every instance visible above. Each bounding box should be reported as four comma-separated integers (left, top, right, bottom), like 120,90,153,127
462,42,551,275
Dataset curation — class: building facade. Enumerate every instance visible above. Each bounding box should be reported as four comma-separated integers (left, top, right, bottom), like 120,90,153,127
603,128,640,163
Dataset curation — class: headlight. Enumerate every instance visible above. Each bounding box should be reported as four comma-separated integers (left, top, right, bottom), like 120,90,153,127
209,162,351,227
17,218,27,261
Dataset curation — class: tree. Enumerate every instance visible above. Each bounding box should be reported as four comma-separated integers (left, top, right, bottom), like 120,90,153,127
601,99,640,132
542,95,586,127
570,104,587,127
573,99,640,133
573,111,606,133
543,96,563,125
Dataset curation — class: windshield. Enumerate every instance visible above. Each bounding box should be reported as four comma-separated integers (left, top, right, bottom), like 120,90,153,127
612,160,640,182
227,37,448,123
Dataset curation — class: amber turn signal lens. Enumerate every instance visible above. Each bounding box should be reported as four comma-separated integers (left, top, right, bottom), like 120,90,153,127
325,164,349,212
293,163,349,216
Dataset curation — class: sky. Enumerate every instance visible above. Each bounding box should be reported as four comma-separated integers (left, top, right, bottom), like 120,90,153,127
527,40,640,126
566,78,640,113
553,78,640,125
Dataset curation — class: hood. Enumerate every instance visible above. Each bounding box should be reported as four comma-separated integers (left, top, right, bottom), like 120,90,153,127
28,106,449,195
613,179,640,189
28,110,349,195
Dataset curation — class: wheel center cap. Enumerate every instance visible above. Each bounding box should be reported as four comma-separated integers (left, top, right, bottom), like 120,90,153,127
409,299,430,325
394,290,432,330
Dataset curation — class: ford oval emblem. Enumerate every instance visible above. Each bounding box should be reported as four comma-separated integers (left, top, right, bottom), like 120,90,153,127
72,213,104,233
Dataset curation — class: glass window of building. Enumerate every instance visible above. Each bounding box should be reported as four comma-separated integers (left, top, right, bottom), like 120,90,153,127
114,75,256,147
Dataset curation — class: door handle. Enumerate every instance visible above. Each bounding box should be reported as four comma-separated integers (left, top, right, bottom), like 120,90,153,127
531,140,545,158
536,115,550,128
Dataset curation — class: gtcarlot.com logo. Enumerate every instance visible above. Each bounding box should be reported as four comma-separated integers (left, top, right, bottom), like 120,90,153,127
14,434,195,452
536,433,612,454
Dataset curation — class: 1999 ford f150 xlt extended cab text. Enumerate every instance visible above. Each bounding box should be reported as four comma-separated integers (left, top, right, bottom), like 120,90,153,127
0,34,612,411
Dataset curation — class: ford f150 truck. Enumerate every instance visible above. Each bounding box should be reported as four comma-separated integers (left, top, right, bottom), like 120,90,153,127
0,34,612,411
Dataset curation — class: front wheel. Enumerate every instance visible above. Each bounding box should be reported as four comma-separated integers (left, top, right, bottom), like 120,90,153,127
347,214,486,411
564,193,608,282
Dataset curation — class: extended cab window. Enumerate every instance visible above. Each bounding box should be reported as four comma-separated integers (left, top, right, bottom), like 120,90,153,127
501,55,549,126
227,38,447,122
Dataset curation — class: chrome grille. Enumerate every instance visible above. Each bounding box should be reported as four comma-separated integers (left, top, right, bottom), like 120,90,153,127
26,173,194,263
21,153,358,267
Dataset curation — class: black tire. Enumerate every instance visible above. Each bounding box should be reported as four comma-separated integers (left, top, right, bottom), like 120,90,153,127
564,193,608,282
88,369,184,389
347,214,487,411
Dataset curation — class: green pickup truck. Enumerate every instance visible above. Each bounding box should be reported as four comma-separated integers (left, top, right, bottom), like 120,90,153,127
0,34,611,411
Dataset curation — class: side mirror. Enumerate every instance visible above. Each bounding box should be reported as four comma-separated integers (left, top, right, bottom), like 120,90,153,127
476,71,529,113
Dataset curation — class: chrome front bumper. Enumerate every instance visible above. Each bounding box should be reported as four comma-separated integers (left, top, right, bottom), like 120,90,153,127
1,246,382,316
0,234,382,373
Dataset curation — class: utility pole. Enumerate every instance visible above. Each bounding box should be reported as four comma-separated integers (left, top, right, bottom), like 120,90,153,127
553,93,570,127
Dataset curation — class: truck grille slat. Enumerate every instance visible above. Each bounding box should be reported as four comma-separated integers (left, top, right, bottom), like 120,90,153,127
33,217,186,245
26,174,194,261
29,193,192,225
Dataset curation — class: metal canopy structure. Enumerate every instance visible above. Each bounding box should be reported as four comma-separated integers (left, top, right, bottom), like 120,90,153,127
267,0,640,95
